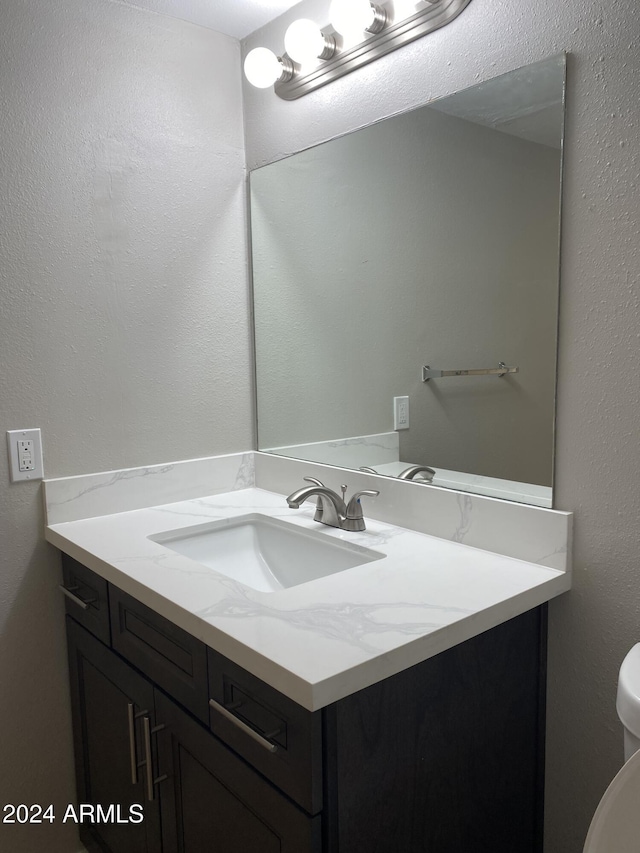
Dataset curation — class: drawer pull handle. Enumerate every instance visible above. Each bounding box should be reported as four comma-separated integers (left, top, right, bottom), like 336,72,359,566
263,727,283,740
142,717,167,802
59,585,96,610
209,698,279,754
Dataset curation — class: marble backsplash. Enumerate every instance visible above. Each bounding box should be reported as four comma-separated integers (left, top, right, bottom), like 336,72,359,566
255,453,571,574
43,452,254,525
43,449,571,575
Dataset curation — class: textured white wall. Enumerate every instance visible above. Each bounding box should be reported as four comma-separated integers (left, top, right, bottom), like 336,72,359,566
251,104,559,485
243,0,640,850
0,1,250,850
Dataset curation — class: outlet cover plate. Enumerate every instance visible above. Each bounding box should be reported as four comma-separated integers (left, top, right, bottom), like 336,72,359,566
7,428,44,482
394,396,409,430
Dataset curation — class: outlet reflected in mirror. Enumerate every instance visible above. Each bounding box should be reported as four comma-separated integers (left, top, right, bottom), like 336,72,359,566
250,55,566,507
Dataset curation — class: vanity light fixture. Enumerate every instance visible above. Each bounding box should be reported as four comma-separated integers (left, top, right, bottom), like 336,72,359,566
244,0,473,100
283,19,336,65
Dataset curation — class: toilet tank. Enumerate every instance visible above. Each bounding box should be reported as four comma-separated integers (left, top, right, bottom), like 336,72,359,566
617,644,640,762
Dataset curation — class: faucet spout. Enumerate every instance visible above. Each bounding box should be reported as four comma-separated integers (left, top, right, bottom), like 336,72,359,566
398,465,436,483
285,486,347,528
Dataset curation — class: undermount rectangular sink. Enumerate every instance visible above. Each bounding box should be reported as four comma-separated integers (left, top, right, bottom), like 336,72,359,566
149,513,384,593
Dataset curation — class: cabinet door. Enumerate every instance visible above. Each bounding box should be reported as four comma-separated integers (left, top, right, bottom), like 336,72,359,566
155,690,321,853
66,618,162,853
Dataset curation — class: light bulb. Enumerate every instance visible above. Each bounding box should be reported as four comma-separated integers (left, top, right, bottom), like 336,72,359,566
284,19,333,65
329,0,376,36
392,0,420,17
244,48,284,89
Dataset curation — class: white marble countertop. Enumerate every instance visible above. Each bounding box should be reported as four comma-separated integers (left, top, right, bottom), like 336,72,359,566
46,486,570,710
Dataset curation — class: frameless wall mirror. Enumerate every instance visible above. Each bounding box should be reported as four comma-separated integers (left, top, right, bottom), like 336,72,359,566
251,54,566,508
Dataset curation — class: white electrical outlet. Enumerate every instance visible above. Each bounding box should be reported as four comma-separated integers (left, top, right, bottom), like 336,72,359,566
18,439,35,471
393,396,409,430
7,428,44,482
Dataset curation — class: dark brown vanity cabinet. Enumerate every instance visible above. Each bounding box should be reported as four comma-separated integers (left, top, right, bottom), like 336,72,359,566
66,618,162,853
62,555,547,853
67,621,320,853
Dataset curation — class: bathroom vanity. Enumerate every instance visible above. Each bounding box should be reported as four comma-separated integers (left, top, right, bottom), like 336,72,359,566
46,459,571,853
63,555,547,853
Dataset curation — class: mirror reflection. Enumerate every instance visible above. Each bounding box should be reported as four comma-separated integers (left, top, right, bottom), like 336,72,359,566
251,55,566,507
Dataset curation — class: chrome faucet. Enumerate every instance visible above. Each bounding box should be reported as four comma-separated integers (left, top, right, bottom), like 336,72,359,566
286,480,379,532
397,465,436,483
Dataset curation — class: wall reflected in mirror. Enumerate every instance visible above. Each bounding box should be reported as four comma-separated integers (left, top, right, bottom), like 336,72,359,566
251,55,566,507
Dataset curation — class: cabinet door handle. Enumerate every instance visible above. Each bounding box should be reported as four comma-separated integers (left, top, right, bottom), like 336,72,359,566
209,698,279,754
142,716,168,802
127,704,149,785
58,585,96,610
127,703,138,785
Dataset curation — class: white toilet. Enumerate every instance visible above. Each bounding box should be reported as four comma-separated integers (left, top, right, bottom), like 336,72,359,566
583,644,640,852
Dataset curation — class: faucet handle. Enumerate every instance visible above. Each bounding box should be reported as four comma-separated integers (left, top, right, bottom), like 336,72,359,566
345,489,380,522
303,477,325,521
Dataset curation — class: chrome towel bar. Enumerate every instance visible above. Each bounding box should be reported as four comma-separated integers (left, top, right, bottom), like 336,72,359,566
422,362,519,382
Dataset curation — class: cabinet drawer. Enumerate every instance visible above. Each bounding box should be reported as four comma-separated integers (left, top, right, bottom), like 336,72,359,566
109,586,209,724
208,648,323,815
61,555,110,646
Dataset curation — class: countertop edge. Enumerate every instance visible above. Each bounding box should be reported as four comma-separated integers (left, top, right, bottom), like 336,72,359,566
48,525,570,711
